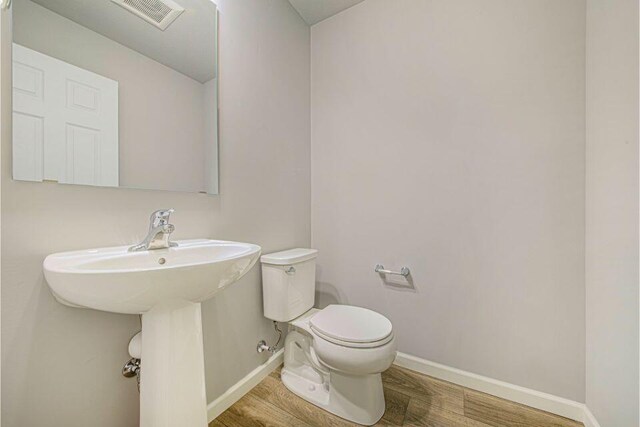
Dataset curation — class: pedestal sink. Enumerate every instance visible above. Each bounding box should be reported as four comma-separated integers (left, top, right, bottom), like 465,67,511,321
43,239,261,427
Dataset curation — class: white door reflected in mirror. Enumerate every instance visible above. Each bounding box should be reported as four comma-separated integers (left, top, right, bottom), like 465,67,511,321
13,44,119,186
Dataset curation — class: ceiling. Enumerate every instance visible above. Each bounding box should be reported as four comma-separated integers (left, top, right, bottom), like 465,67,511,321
29,0,216,83
288,0,366,25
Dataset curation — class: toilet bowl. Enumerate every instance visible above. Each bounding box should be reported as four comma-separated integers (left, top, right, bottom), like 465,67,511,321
261,249,397,425
282,306,396,425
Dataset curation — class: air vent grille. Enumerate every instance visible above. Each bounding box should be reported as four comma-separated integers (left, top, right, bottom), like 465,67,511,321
123,0,172,24
112,0,184,30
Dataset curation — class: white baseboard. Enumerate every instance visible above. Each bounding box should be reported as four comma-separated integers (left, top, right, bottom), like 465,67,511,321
582,406,602,427
205,349,601,427
207,349,284,422
394,352,600,427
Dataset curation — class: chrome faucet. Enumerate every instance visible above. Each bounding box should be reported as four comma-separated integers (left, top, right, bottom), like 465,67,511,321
128,209,178,252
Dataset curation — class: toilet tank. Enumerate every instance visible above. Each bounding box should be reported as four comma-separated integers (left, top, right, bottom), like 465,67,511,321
261,248,318,322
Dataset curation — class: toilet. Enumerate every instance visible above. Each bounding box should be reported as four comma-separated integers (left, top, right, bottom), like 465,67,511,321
261,248,397,426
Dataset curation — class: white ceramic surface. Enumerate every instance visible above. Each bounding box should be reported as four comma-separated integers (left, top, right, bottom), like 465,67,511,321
309,304,393,344
261,249,317,322
284,309,396,425
44,239,261,314
43,238,261,427
260,247,318,265
260,249,396,425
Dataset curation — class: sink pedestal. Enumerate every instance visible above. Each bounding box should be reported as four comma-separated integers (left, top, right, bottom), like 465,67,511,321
140,300,208,427
43,239,262,426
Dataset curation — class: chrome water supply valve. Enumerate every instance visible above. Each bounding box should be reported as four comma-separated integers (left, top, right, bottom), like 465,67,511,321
122,358,141,377
123,358,141,392
256,321,282,353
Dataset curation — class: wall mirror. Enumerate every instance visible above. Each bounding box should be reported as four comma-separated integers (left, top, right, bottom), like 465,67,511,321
11,0,218,194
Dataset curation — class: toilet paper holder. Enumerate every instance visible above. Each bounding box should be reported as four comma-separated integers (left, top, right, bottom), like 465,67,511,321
374,264,410,277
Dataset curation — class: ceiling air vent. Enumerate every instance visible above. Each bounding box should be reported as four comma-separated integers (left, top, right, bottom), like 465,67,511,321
111,0,184,31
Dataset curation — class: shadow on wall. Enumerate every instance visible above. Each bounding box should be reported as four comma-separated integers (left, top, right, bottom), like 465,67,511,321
315,264,418,310
315,281,347,309
376,273,416,293
201,267,279,399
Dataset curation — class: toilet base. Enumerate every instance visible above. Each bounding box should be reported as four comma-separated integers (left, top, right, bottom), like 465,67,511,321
281,367,385,426
281,329,385,426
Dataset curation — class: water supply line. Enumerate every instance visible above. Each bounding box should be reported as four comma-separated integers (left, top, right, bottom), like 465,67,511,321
257,321,282,353
123,323,142,392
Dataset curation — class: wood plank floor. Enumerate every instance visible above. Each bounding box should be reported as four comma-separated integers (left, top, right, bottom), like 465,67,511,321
210,365,583,427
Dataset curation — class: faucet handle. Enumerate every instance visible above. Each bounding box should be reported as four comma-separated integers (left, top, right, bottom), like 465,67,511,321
150,209,174,227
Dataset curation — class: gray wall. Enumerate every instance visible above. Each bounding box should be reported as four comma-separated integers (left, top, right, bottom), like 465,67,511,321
13,0,208,193
0,0,310,426
311,0,586,401
585,0,639,425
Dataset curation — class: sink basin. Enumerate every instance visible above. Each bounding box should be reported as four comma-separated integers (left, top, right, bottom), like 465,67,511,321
43,238,261,427
44,239,261,314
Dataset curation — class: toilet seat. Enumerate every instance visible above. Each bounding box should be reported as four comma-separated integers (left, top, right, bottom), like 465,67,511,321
310,305,394,349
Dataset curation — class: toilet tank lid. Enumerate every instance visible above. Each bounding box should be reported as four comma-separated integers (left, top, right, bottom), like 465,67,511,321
260,248,318,265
